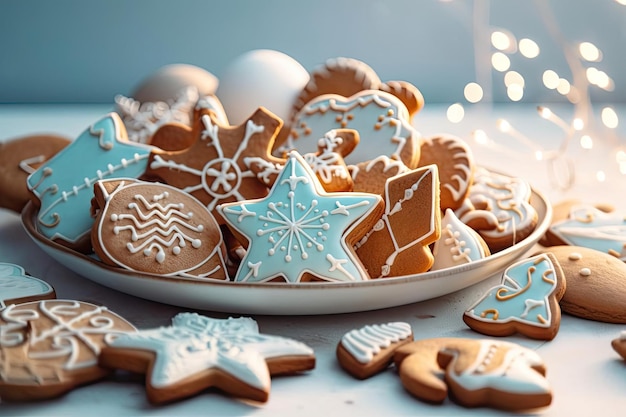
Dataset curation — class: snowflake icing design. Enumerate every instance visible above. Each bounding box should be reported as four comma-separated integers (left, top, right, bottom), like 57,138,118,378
218,152,381,283
147,108,281,215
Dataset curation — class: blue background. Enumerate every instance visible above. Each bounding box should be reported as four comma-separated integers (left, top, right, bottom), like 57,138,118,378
1,0,624,104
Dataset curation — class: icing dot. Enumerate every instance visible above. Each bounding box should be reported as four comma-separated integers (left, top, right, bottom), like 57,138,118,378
173,246,181,255
322,223,330,230
307,242,313,247
268,249,275,255
285,254,292,262
192,239,202,248
143,249,152,256
316,244,324,251
302,253,308,260
569,252,582,261
579,268,591,277
110,214,118,221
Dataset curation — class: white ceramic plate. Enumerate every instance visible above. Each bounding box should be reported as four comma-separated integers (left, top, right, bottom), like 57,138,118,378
21,190,551,315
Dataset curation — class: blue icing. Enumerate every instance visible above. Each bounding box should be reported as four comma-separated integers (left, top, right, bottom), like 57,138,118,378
466,254,557,327
218,152,381,283
27,113,153,244
551,206,626,259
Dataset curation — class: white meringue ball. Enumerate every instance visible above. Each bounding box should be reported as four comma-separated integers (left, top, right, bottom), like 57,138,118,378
216,49,309,125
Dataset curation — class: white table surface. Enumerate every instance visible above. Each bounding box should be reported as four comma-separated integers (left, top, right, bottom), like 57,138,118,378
1,104,625,416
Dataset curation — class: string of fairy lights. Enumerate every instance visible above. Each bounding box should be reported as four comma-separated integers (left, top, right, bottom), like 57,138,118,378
443,0,625,190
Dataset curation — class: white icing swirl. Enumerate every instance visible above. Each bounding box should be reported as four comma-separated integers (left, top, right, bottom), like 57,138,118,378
341,322,412,363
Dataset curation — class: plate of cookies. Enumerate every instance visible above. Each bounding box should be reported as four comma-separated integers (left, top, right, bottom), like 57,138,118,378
21,185,550,315
15,55,553,315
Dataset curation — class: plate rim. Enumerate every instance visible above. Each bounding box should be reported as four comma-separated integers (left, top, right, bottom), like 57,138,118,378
20,187,552,292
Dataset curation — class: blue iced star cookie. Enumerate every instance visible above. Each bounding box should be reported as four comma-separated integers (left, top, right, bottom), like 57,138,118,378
218,152,383,283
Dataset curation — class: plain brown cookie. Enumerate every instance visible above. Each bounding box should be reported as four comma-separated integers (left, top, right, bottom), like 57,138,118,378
535,245,626,323
0,134,70,213
612,332,626,360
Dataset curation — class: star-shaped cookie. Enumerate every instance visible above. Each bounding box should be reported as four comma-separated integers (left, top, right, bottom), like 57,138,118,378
217,151,383,283
99,313,315,404
144,107,284,223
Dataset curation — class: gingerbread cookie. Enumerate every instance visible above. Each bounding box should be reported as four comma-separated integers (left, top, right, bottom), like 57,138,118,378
99,313,315,404
115,86,199,144
418,134,474,211
247,129,359,193
336,322,413,379
430,209,490,271
456,167,538,253
26,113,155,253
612,332,626,360
0,134,70,213
145,107,284,222
539,200,614,246
91,179,228,279
393,338,552,411
286,90,421,169
0,263,55,309
542,204,626,261
350,156,409,196
0,299,136,401
354,165,440,278
463,253,565,340
535,245,626,323
218,151,384,283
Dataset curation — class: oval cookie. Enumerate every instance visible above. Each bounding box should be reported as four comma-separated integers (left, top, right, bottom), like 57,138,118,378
535,245,626,323
0,299,136,401
91,179,228,279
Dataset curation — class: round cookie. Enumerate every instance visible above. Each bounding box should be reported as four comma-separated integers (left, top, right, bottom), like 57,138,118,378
91,179,228,279
0,299,136,401
535,245,626,323
418,134,474,211
130,63,218,103
0,134,70,213
0,263,56,309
